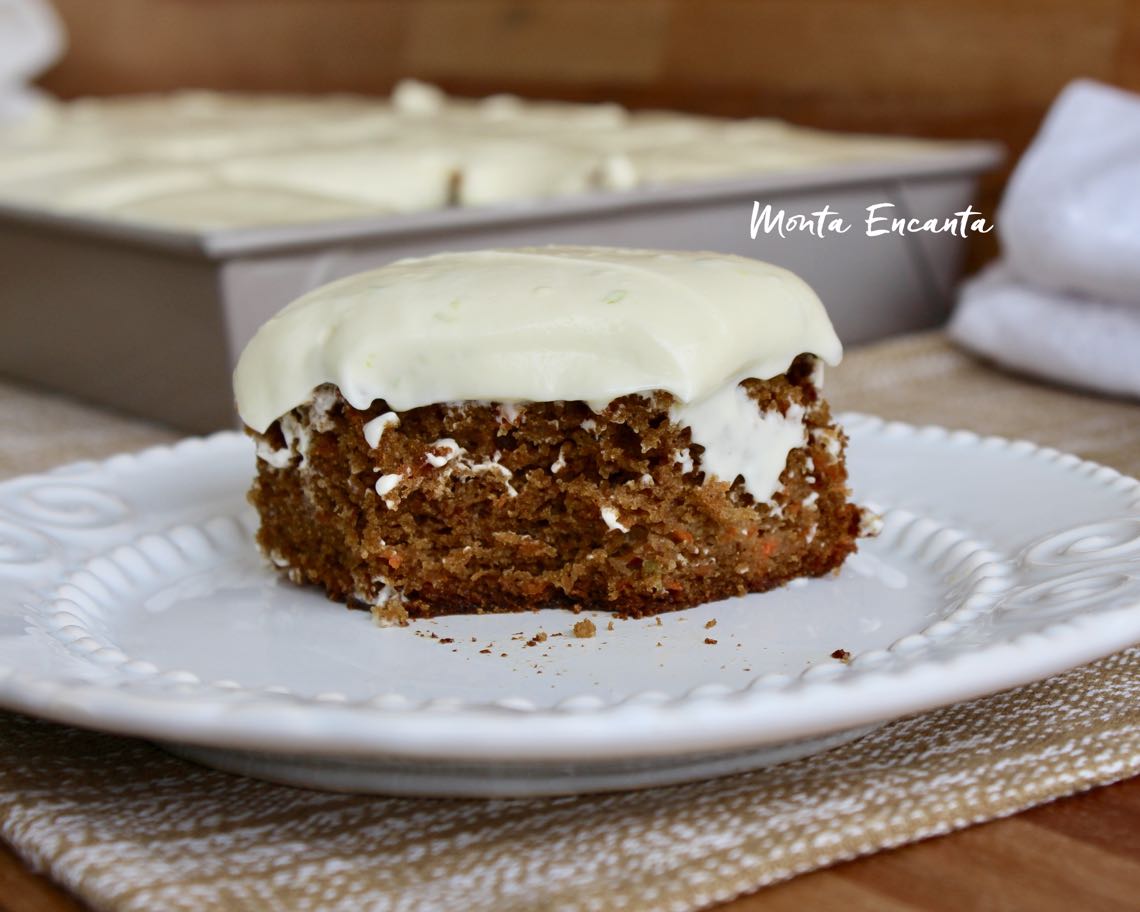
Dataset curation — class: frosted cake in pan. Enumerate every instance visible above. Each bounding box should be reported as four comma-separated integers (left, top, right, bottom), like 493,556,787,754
0,80,941,231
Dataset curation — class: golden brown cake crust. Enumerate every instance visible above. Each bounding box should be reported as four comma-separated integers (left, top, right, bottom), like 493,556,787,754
246,355,864,619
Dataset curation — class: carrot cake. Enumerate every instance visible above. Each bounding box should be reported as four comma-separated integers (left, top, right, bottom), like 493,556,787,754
233,246,874,621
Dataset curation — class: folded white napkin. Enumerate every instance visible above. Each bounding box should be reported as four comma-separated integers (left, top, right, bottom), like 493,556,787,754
0,0,63,126
953,263,1140,398
950,80,1140,400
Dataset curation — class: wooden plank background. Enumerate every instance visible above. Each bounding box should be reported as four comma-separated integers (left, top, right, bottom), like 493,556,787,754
35,0,1140,265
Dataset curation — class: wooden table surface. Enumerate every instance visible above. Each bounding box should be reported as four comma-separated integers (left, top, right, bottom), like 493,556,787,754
2,772,1138,912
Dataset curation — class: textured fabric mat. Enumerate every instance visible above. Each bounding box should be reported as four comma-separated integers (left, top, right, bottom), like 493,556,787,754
0,331,1138,912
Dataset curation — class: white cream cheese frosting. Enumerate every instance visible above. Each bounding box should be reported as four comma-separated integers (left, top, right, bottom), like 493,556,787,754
671,388,807,503
233,246,842,438
0,82,944,232
362,411,400,448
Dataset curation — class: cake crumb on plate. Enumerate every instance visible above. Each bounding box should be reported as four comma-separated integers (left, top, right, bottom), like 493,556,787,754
573,619,597,638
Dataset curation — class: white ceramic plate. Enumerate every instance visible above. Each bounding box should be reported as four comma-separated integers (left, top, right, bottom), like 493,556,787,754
1,414,1138,797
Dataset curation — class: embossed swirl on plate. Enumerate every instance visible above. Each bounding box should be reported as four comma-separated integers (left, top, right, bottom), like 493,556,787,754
1,482,129,529
994,518,1140,623
0,518,56,565
1021,518,1140,567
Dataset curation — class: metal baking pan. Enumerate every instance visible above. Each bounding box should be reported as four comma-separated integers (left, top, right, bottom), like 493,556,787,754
0,142,1001,432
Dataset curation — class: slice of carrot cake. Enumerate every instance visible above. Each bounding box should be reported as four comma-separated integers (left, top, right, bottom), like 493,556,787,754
233,245,874,621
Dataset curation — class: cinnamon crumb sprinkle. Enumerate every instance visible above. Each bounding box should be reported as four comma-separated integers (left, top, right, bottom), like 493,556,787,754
704,619,717,629
606,621,615,631
831,648,852,663
655,617,663,627
704,637,718,645
479,648,491,654
439,637,454,645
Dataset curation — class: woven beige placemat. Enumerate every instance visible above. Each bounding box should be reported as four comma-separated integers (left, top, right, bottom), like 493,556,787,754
0,332,1138,912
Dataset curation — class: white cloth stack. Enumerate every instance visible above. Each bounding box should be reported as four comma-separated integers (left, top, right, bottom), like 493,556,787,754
950,80,1140,400
0,0,63,125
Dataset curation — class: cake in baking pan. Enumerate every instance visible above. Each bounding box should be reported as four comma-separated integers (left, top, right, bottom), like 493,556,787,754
0,81,940,231
233,246,876,621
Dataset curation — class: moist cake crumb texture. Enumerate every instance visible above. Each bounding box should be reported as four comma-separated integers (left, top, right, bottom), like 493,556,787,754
247,354,867,619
